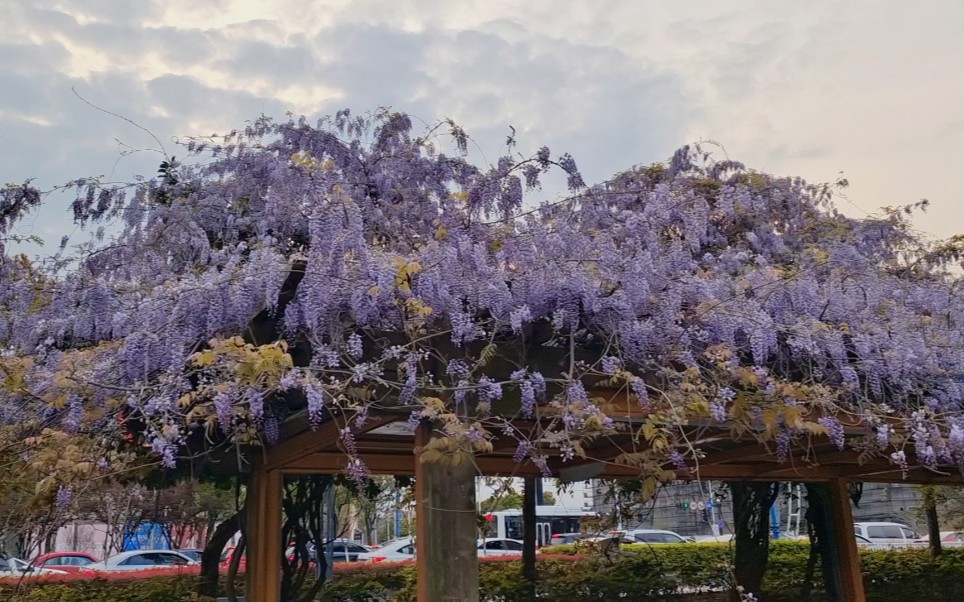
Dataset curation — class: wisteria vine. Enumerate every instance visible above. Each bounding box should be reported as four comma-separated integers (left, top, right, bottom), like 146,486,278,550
2,109,964,491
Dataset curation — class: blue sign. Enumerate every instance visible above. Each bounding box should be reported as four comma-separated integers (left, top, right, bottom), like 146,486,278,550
123,522,171,551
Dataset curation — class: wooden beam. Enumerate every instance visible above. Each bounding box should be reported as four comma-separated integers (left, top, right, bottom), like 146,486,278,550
282,450,612,478
246,460,283,602
829,479,867,602
265,412,399,471
589,388,649,420
283,452,416,474
271,427,964,485
697,443,774,466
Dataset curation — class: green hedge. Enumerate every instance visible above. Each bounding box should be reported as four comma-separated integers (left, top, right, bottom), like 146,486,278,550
4,544,964,602
0,574,203,602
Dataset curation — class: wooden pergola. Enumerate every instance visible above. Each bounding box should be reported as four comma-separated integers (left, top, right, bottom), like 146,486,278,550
242,392,963,602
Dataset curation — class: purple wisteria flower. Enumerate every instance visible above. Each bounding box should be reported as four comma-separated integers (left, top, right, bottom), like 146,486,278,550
347,333,364,360
818,416,846,450
601,356,621,375
5,110,964,484
306,383,327,427
477,376,503,402
55,485,73,513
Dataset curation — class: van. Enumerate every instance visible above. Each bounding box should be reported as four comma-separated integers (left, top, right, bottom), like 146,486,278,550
853,522,920,546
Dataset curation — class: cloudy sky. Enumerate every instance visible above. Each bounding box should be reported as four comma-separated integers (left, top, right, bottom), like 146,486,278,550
3,0,963,253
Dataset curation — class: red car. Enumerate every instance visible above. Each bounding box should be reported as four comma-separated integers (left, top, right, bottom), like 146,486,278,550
31,551,99,573
220,546,247,572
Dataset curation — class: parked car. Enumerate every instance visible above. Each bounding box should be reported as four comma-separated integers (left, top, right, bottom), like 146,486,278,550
176,549,203,562
477,538,524,556
913,531,964,546
545,532,583,547
0,556,66,577
30,551,99,574
623,529,689,544
322,540,372,562
580,535,637,551
83,550,197,573
853,522,920,546
220,546,247,571
286,540,373,563
693,534,734,543
357,538,415,563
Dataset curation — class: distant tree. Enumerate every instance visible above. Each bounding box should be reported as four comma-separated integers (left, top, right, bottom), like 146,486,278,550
480,490,555,512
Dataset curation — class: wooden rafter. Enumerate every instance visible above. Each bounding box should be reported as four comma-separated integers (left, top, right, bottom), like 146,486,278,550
265,412,400,471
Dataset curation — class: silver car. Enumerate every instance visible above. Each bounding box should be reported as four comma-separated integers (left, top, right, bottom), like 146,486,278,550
0,557,66,577
84,550,197,572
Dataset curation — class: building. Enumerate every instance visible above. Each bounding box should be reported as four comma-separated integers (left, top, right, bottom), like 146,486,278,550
591,480,925,538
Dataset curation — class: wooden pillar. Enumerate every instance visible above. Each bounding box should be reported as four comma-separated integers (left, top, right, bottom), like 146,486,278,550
246,461,283,602
827,479,866,602
415,423,479,602
522,476,537,598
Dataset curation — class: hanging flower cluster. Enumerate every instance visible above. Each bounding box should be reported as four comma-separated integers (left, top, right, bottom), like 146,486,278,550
2,109,964,486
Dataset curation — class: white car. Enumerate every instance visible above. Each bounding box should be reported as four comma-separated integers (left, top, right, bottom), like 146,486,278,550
853,522,920,546
623,529,689,544
83,550,197,572
357,539,415,563
693,534,734,543
0,557,66,577
477,538,525,556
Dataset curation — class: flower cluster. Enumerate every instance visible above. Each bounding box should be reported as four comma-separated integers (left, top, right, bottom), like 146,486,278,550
1,109,963,487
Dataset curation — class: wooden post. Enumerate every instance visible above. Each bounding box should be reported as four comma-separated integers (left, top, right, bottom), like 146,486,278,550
828,479,866,602
246,461,283,602
522,476,537,599
415,423,479,602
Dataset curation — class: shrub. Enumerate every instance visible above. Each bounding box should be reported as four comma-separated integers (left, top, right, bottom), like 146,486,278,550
5,543,964,601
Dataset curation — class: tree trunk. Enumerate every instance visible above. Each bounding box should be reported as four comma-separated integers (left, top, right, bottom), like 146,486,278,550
730,481,779,601
922,486,942,557
197,511,240,599
280,475,332,602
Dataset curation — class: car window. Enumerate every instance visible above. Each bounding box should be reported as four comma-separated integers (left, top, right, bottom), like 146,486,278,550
158,553,188,565
49,557,72,566
398,544,414,555
867,526,903,539
503,540,523,551
121,554,151,566
347,544,368,553
900,528,919,539
484,541,504,550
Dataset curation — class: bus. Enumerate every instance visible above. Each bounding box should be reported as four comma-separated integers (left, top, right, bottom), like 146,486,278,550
483,506,597,546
